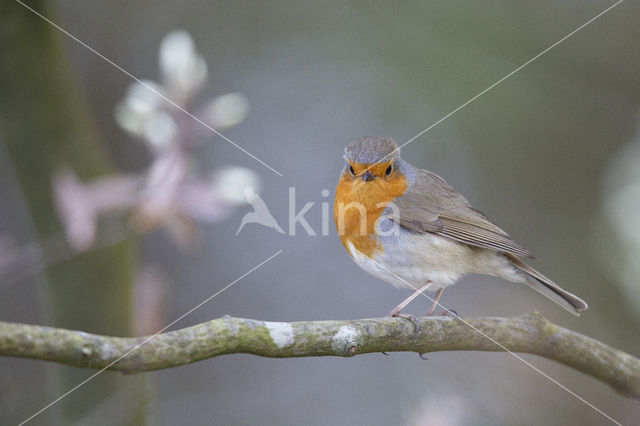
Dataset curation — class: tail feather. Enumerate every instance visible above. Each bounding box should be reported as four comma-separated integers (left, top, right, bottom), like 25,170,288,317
507,254,588,316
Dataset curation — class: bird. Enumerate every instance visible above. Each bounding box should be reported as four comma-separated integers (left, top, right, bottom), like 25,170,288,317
236,187,285,235
333,136,588,318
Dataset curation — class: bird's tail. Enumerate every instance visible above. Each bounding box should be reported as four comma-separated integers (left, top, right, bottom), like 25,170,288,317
507,254,588,316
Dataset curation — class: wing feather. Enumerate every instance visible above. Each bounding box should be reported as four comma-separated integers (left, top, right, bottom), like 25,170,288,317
389,168,536,258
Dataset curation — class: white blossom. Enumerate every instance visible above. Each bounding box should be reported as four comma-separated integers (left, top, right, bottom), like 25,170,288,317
142,110,178,150
202,92,249,129
60,30,258,251
159,30,208,101
114,80,165,137
211,166,261,205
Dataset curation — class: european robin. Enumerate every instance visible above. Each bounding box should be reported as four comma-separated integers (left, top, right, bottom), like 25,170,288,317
334,136,588,317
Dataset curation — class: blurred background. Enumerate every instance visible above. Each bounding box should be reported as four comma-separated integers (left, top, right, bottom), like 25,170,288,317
1,0,639,424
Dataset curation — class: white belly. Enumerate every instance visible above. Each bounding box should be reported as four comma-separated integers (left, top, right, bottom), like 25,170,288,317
348,219,525,291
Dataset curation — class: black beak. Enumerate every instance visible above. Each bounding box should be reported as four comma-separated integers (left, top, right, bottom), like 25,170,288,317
361,171,374,182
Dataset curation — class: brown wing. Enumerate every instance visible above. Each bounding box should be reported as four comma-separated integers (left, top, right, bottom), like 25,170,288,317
389,168,535,258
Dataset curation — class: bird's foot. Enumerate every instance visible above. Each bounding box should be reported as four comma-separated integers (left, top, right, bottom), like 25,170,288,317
390,313,421,332
439,308,459,317
425,307,459,317
437,308,464,324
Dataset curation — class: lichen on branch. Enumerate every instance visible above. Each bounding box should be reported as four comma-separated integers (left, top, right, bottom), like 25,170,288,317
1,312,638,399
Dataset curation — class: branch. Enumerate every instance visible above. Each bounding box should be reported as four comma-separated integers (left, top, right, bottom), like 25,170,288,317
1,312,638,398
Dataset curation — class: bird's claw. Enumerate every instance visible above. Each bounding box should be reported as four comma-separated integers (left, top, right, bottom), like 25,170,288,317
438,308,464,323
392,313,421,332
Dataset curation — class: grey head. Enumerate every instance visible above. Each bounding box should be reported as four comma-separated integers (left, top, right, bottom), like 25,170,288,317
344,136,400,165
343,136,416,184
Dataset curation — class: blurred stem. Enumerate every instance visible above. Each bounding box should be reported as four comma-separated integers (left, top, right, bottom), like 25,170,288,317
0,1,143,424
1,312,638,401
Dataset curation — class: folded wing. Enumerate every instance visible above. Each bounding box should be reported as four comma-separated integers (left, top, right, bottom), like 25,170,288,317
388,169,535,258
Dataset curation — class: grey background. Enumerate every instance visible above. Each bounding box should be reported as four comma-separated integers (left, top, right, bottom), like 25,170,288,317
2,0,640,424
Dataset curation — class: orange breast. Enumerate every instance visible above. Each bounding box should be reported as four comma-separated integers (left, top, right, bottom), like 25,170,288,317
334,165,408,257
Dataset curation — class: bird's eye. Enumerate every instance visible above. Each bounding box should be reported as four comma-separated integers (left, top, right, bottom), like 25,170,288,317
349,165,355,175
385,164,393,176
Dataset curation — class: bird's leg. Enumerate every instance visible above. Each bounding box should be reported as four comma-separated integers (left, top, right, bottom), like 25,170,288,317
426,288,444,316
388,281,433,330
